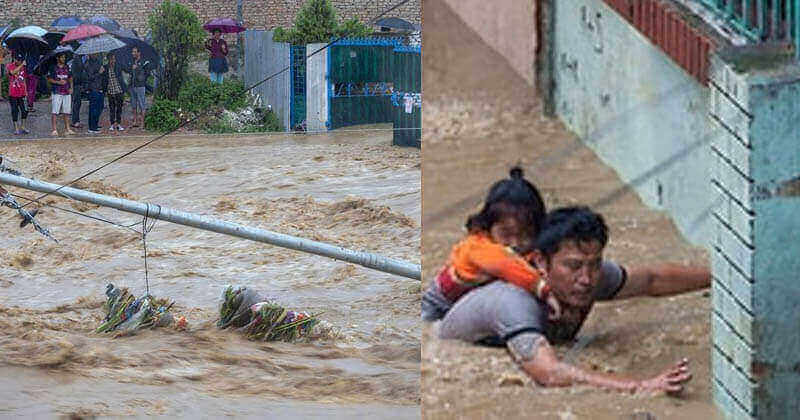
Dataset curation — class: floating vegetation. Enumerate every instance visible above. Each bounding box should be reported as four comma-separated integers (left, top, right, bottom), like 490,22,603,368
217,285,319,342
96,284,175,336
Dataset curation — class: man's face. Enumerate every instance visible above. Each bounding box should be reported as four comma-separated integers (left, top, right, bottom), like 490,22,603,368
132,48,140,60
57,54,66,64
214,31,221,39
533,240,603,308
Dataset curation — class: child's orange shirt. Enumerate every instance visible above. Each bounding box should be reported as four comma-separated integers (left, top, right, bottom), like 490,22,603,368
435,233,549,302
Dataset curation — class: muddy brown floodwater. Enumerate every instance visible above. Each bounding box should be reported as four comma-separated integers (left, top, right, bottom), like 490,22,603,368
421,1,721,419
0,127,420,418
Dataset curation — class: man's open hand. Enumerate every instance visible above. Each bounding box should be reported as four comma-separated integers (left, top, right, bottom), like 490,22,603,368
638,358,692,395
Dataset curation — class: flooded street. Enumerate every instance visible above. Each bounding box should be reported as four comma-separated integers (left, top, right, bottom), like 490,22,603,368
422,1,719,419
0,129,420,417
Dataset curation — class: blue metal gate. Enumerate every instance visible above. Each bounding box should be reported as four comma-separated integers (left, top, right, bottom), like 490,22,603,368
290,45,307,131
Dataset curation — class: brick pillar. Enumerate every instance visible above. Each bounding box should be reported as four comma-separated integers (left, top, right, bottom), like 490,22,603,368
709,53,800,419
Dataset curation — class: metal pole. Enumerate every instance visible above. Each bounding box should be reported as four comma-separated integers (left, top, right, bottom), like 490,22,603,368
0,172,421,280
237,0,244,75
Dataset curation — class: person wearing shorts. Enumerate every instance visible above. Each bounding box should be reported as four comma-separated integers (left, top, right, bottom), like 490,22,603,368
47,52,75,136
435,206,709,394
129,47,151,128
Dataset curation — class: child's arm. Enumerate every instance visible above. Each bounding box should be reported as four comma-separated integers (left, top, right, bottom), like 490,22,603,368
466,240,550,299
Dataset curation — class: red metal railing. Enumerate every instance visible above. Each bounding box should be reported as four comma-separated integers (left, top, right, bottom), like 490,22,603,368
604,0,718,85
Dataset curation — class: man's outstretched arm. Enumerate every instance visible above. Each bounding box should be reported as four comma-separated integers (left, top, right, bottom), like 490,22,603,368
508,332,692,393
614,264,710,299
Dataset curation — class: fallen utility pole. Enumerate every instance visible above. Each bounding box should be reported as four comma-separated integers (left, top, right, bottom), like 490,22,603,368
0,172,421,280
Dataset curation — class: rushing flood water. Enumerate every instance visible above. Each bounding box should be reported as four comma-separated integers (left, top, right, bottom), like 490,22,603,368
0,129,421,417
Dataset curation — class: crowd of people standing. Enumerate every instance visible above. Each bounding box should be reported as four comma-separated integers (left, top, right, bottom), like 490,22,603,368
2,44,152,136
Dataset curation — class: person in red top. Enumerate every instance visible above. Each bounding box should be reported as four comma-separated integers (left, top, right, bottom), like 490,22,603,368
205,29,229,84
422,167,562,321
6,52,30,135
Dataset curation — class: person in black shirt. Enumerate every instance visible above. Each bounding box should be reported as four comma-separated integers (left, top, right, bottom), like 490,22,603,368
129,47,151,128
70,54,87,129
84,54,105,133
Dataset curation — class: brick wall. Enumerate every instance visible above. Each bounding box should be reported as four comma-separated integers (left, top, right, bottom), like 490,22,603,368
0,0,420,37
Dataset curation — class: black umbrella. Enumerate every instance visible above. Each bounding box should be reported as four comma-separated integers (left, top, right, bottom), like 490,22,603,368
43,32,66,50
111,27,138,39
4,35,50,54
374,17,418,32
114,36,160,70
34,45,73,76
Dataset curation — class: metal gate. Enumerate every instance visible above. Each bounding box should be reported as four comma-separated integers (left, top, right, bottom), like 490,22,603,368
290,45,307,131
390,45,421,148
327,38,399,130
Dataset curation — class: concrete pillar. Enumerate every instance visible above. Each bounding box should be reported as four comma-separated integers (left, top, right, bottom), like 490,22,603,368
709,50,800,419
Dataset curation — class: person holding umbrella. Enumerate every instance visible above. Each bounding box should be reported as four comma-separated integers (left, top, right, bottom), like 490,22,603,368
70,53,87,129
6,52,30,135
102,51,128,132
46,51,75,136
205,28,228,84
75,34,126,133
84,53,105,134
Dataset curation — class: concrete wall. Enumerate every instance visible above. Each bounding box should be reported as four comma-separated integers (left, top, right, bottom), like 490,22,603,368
306,43,329,132
553,0,712,245
709,54,800,419
441,0,537,85
244,30,290,132
1,0,421,36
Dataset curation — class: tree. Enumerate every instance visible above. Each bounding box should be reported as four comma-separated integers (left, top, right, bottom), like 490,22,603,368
273,0,372,45
148,1,206,100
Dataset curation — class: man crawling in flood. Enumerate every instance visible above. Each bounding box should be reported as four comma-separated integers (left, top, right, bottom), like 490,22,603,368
425,202,709,393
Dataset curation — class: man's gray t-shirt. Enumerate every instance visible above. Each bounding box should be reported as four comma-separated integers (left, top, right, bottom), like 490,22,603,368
437,261,626,345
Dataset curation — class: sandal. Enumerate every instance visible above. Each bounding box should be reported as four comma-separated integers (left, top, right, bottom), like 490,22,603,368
51,130,59,136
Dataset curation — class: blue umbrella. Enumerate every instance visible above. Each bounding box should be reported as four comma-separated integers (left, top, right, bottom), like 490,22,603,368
111,27,138,39
51,16,84,31
87,15,121,33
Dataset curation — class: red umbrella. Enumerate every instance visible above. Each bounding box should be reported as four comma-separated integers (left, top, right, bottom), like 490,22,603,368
61,24,107,43
203,18,245,34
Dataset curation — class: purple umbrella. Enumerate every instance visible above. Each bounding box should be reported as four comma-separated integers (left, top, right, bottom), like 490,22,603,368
203,18,245,34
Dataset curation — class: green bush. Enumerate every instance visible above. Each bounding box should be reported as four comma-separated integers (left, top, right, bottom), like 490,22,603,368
274,0,372,44
177,73,248,113
144,98,181,132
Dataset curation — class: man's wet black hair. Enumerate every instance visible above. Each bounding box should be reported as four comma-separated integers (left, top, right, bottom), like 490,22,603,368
535,206,608,258
466,166,546,237
212,28,222,34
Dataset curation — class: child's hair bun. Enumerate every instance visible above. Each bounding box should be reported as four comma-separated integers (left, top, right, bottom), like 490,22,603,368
509,166,524,180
